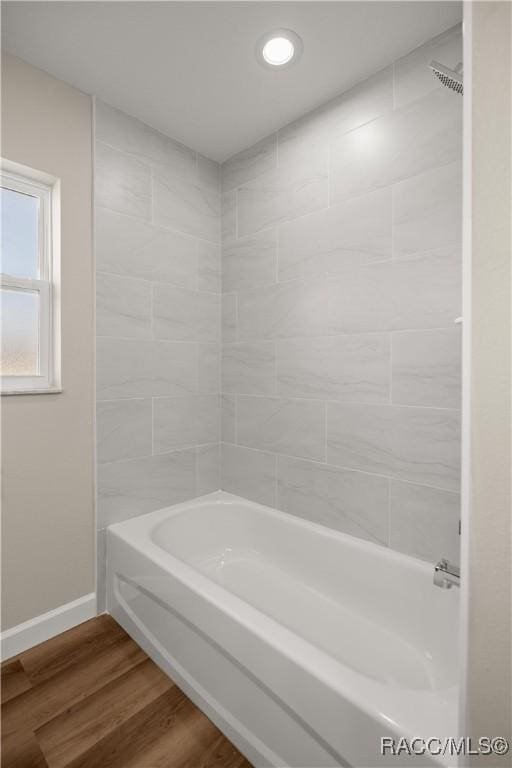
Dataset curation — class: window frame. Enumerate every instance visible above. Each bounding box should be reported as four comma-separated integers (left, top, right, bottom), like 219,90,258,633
1,161,61,394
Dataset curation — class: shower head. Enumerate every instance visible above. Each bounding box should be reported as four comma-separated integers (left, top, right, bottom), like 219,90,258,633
429,59,463,94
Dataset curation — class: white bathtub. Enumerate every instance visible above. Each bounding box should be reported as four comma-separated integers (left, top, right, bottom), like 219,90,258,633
107,491,459,768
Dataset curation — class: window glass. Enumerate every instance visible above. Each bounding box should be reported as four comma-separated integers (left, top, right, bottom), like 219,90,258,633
0,288,39,376
1,186,40,279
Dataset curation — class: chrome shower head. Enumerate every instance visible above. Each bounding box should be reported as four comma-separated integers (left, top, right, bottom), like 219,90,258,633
429,59,463,94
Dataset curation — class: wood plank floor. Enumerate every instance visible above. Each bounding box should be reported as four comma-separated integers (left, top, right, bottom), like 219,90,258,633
1,615,252,768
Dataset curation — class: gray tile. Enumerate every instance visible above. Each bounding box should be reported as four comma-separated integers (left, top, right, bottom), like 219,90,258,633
392,327,462,409
97,339,196,399
196,443,220,495
328,260,395,333
237,280,327,341
152,341,198,397
237,396,325,461
153,284,220,342
96,273,151,339
95,100,196,180
278,188,392,281
222,293,237,343
327,402,461,491
96,529,107,613
222,134,277,192
222,229,277,292
330,88,462,203
277,455,389,544
393,162,462,257
222,342,275,395
277,334,390,403
97,449,195,527
221,443,276,507
221,189,237,242
153,395,219,453
237,157,328,236
221,394,236,443
197,154,220,192
278,66,393,169
197,241,221,293
95,208,197,288
392,247,462,330
328,247,461,333
95,142,151,220
390,480,460,563
394,25,463,109
153,165,220,243
198,343,221,394
97,399,152,463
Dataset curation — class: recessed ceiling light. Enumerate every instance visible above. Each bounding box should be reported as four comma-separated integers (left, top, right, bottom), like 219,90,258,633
256,29,303,70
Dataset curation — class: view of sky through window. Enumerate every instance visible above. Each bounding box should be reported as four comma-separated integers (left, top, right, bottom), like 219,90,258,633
1,185,41,376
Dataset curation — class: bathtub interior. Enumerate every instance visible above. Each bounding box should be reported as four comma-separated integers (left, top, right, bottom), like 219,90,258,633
148,494,458,693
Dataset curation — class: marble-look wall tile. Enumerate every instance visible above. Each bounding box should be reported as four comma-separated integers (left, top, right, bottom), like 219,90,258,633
95,100,197,180
278,188,392,281
221,395,236,443
222,134,277,192
277,67,393,168
328,246,461,334
96,273,151,339
237,158,328,236
393,162,462,257
97,399,152,463
222,342,275,395
95,208,197,288
153,283,220,342
394,25,462,110
330,88,461,204
221,189,237,242
237,280,327,341
153,165,220,243
277,334,390,403
221,443,276,507
198,343,221,394
389,480,460,563
327,402,461,491
392,327,462,408
222,293,237,343
197,241,221,293
222,230,277,293
196,443,221,495
237,396,325,461
218,29,461,561
97,338,197,399
97,449,196,527
96,529,107,613
277,455,389,544
95,142,151,220
153,395,219,453
197,154,220,192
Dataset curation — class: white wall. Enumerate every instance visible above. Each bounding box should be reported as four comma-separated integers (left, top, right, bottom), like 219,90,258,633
1,53,95,630
464,0,511,750
220,25,463,562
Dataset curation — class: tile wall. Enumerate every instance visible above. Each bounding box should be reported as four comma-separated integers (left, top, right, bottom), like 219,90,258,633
94,102,221,608
220,25,463,564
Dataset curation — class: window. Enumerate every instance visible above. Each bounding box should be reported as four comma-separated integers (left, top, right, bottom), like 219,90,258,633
1,161,60,393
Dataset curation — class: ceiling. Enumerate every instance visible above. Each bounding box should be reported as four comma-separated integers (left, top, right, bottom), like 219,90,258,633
2,1,462,162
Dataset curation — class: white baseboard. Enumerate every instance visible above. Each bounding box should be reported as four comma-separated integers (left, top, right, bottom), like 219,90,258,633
1,593,97,661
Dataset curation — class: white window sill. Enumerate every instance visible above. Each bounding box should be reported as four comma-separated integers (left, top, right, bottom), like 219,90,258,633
1,387,63,396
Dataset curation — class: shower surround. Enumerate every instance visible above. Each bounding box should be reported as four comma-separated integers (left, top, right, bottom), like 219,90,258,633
95,24,462,607
94,102,221,608
220,24,462,564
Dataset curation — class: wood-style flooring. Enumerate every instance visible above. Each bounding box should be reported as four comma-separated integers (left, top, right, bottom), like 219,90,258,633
1,615,252,768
